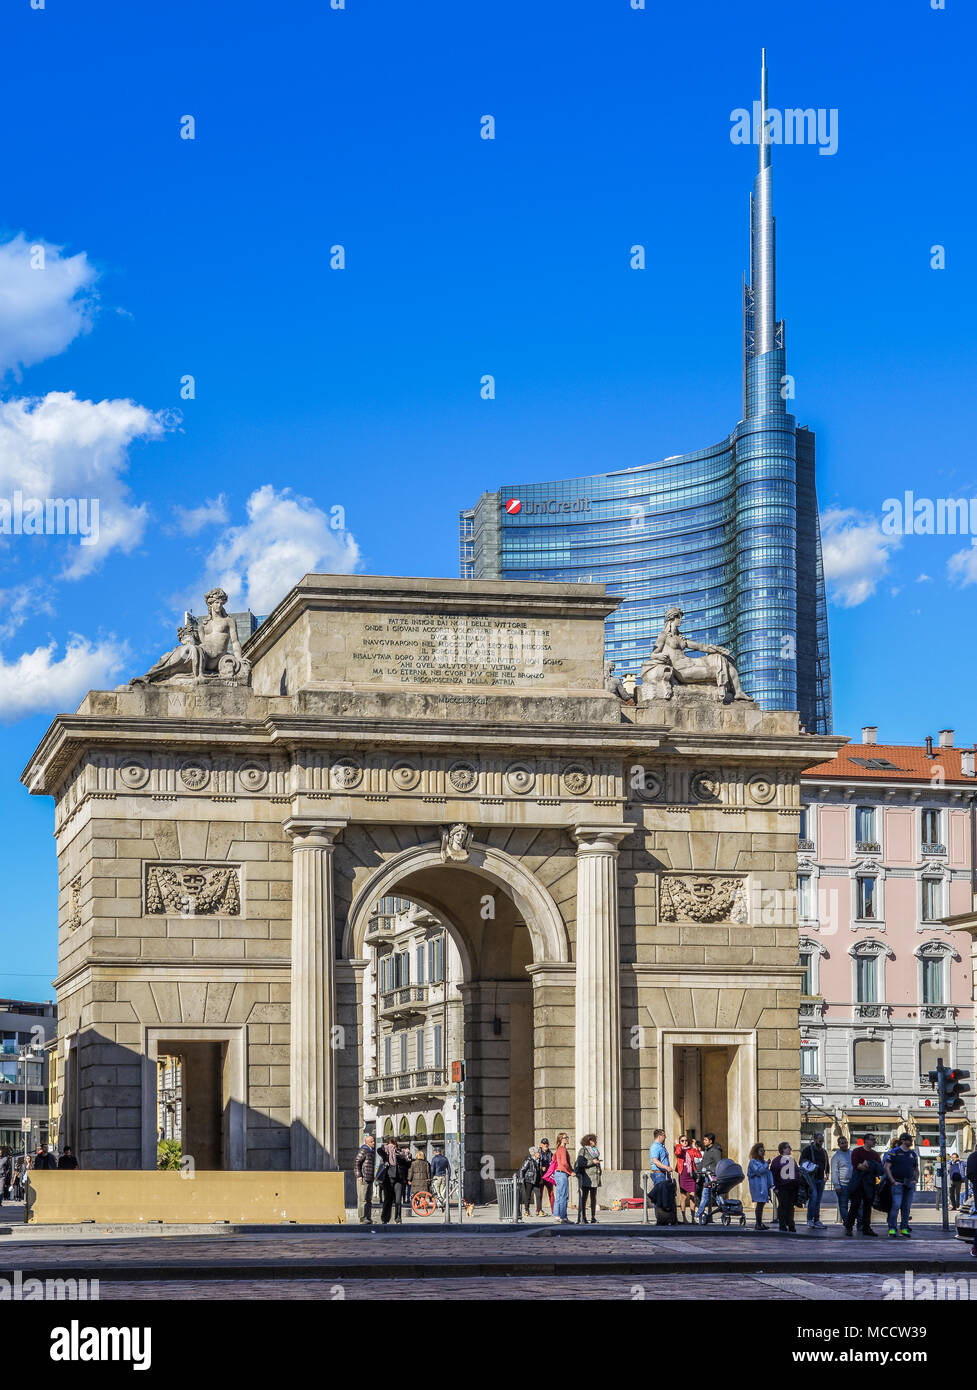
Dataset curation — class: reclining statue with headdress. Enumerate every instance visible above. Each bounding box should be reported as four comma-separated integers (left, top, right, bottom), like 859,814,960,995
129,587,252,686
640,606,750,704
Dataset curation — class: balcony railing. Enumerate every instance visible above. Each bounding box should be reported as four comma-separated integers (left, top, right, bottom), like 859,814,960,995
798,839,815,852
364,1067,449,1100
855,841,881,854
920,1004,953,1020
853,1073,886,1086
379,985,429,1018
921,843,946,856
853,1003,886,1018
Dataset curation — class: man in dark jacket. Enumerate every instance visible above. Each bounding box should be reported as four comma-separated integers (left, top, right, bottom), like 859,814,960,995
57,1146,78,1170
33,1145,57,1171
800,1132,829,1229
430,1144,451,1208
845,1135,883,1237
354,1134,376,1223
967,1150,977,1256
0,1151,11,1204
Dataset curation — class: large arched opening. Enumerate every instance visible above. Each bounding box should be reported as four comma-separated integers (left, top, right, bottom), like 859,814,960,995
343,838,570,1198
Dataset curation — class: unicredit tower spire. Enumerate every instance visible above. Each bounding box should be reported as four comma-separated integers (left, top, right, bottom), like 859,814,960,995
461,52,833,734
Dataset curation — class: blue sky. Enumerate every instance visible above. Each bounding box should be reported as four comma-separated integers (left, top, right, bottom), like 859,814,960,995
0,0,974,997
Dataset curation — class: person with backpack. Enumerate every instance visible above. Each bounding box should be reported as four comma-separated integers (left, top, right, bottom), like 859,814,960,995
884,1132,918,1239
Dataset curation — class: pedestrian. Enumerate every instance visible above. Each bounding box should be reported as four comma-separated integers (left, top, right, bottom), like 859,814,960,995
674,1133,701,1223
695,1132,722,1223
408,1147,432,1204
380,1138,410,1225
949,1152,965,1210
430,1144,451,1208
552,1131,573,1224
520,1146,543,1215
575,1133,602,1224
747,1142,774,1229
769,1141,798,1232
830,1136,853,1227
800,1131,829,1229
649,1128,671,1187
33,1144,57,1171
354,1133,376,1224
845,1134,883,1238
967,1149,977,1256
538,1138,556,1213
884,1132,918,1239
0,1150,11,1205
13,1155,30,1201
57,1145,79,1170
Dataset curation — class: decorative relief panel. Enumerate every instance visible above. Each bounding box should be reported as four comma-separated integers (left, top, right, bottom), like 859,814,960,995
238,763,268,792
179,759,210,791
747,773,776,805
561,763,592,796
659,873,749,923
68,878,82,932
118,758,150,790
145,863,242,917
390,759,421,791
505,762,535,795
689,771,721,803
448,761,478,792
331,756,363,790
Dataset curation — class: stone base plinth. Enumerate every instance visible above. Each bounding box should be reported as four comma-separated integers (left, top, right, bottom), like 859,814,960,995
596,1170,636,1205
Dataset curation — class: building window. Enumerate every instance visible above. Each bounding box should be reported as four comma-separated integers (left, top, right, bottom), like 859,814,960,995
921,956,944,1005
921,878,943,923
399,1033,408,1073
433,1024,443,1068
853,1037,885,1083
415,1027,424,1067
798,806,808,841
415,944,425,985
393,952,409,988
921,808,942,846
383,1036,392,1076
920,1041,943,1079
799,949,813,996
856,876,877,921
797,875,814,921
428,937,445,984
800,1044,819,1079
855,805,877,846
855,953,878,1003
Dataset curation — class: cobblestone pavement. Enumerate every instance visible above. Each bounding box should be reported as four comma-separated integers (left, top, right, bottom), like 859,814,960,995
2,1226,972,1278
93,1270,969,1300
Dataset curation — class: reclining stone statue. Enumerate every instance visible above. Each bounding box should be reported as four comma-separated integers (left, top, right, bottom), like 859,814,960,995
129,587,252,687
640,606,750,704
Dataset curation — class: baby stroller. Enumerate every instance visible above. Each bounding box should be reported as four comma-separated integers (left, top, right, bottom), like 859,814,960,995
698,1159,746,1226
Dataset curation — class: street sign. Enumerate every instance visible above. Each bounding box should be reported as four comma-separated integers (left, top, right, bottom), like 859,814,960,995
20,1117,31,1132
450,1060,465,1083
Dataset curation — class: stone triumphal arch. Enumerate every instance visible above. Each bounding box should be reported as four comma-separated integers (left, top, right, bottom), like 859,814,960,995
25,575,842,1198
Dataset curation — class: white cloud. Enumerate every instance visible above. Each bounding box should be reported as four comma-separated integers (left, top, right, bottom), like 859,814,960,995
173,494,229,535
210,485,360,613
820,507,902,607
0,233,98,378
0,391,168,576
916,573,933,583
0,635,125,723
947,539,977,588
0,583,54,643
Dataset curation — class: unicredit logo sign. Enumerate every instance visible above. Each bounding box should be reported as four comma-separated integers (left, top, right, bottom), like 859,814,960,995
504,497,591,516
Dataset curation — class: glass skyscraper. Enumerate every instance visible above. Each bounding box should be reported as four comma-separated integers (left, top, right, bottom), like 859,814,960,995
460,54,832,733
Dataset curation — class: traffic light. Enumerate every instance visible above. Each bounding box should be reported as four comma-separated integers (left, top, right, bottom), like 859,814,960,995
927,1069,940,1090
942,1068,971,1112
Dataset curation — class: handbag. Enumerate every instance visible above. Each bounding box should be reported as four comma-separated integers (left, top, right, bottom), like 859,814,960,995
872,1176,892,1212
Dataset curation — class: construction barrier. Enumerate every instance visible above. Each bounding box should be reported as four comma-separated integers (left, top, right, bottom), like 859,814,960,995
26,1170,346,1225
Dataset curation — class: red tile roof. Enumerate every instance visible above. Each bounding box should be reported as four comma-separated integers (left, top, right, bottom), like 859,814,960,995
803,742,977,784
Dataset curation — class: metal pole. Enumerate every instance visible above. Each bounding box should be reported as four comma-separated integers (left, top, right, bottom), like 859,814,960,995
938,1058,949,1233
22,1049,30,1162
457,1079,464,1224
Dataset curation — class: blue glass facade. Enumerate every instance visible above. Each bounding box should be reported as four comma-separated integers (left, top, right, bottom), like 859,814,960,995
460,55,832,733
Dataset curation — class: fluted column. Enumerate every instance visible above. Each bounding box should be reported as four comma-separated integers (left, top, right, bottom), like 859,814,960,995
285,818,346,1170
573,825,629,1171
